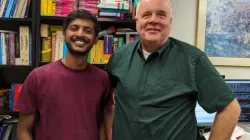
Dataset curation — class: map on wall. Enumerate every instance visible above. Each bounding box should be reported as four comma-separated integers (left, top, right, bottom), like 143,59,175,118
205,0,250,58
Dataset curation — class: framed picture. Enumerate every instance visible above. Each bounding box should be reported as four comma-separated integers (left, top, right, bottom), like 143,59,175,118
196,0,250,66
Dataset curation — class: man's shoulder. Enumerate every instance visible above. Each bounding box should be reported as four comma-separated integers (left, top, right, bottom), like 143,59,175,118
88,64,109,81
31,60,60,79
170,37,205,57
33,61,57,73
89,64,108,76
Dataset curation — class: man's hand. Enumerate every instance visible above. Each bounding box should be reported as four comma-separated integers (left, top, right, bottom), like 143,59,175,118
17,113,35,140
209,99,241,140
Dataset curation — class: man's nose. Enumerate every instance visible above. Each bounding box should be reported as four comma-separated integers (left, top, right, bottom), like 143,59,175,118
148,14,159,24
76,28,85,36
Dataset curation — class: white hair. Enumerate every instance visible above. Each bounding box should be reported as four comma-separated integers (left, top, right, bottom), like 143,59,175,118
136,0,172,17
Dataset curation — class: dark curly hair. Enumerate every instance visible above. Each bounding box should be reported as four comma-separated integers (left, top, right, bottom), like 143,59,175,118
63,9,100,36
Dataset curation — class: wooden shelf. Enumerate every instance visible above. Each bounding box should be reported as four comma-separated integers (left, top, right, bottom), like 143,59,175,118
98,17,135,23
39,62,53,66
0,66,34,89
0,18,33,30
40,16,65,21
0,111,19,116
0,18,32,22
40,16,135,23
93,64,107,69
0,65,33,68
0,107,19,117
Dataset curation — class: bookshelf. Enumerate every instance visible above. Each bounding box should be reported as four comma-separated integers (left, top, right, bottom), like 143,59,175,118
0,0,37,117
35,1,137,67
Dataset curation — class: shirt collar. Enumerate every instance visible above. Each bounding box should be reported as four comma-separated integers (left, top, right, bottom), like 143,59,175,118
136,38,171,56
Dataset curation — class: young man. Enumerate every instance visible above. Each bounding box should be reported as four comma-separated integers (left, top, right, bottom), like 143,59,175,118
106,0,241,140
16,10,114,140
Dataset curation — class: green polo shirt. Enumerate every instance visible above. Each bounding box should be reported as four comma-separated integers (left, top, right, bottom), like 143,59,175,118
106,37,236,140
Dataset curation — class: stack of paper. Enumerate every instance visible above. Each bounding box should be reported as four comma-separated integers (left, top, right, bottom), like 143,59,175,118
203,125,249,140
231,126,247,140
79,0,99,16
241,132,250,140
97,0,130,19
55,0,76,16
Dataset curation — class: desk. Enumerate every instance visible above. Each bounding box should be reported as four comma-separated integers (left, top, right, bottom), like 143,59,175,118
200,122,250,140
237,122,250,132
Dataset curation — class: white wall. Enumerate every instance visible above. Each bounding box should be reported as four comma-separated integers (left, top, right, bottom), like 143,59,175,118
169,0,250,79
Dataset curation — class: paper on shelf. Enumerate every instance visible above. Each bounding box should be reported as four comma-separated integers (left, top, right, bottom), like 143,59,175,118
203,125,247,140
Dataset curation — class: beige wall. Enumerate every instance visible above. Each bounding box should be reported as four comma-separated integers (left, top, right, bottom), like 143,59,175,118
169,0,250,79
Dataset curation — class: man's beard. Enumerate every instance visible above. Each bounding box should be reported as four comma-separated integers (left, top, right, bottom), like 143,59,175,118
66,35,93,56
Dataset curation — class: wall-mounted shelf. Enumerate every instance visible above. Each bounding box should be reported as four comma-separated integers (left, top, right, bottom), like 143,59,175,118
40,16,135,23
0,18,32,22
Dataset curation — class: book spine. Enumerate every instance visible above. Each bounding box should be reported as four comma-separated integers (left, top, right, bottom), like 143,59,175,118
9,32,15,65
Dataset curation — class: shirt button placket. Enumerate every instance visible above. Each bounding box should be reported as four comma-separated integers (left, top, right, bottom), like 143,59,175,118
134,63,148,140
139,64,148,92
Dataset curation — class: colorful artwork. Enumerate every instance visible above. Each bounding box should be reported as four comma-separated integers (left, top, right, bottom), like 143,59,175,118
196,0,250,66
205,0,250,58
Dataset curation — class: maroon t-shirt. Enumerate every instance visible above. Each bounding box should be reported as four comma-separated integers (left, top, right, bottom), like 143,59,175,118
15,60,113,140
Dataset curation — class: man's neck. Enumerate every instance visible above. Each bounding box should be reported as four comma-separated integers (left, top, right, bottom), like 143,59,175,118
141,38,168,53
62,53,88,70
141,42,162,53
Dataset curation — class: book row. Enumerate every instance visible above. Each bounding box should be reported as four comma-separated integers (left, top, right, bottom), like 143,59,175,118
0,26,32,66
0,0,30,18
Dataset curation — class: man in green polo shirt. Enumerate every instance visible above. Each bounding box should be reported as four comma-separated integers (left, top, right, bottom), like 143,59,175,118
106,0,241,139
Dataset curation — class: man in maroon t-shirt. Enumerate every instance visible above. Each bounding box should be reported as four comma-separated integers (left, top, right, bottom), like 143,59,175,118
16,9,114,140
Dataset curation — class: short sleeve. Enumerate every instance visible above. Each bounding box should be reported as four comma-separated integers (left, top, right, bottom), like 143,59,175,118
105,54,118,88
194,53,236,113
101,74,114,107
15,70,38,113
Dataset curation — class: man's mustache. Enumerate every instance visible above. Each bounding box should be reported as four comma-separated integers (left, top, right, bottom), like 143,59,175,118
70,35,90,43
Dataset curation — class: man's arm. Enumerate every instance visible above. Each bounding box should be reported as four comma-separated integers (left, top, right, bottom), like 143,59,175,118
103,55,116,140
17,113,35,140
209,99,241,140
104,104,114,140
99,123,105,140
98,104,114,140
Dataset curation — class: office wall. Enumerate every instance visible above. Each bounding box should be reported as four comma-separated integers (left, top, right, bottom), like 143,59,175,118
169,0,250,79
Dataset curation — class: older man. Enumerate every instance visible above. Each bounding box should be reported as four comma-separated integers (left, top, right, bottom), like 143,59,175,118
106,0,241,140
